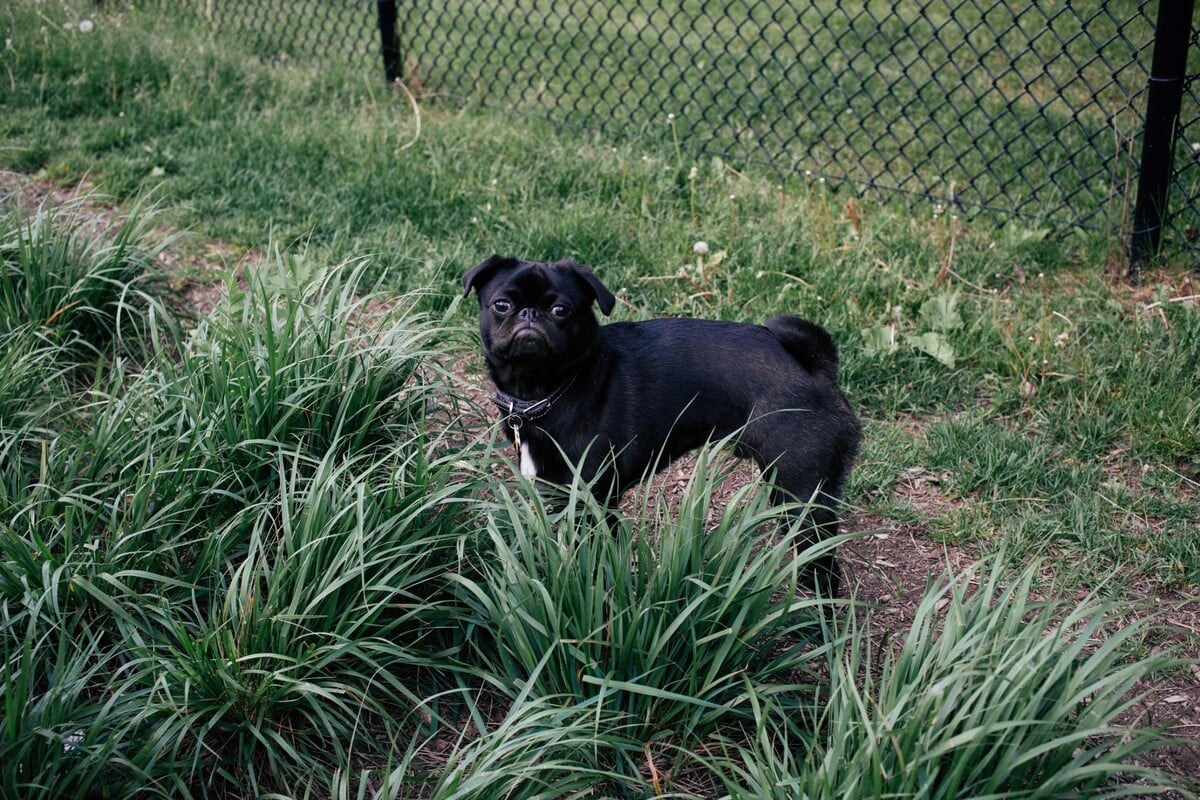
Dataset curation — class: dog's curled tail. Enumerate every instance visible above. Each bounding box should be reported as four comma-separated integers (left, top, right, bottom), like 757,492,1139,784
764,316,840,379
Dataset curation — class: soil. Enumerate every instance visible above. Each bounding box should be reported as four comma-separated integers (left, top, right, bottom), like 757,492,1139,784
3,168,1198,792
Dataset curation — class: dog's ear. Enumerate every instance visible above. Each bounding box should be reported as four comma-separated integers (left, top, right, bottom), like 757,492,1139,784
553,259,617,316
462,255,518,298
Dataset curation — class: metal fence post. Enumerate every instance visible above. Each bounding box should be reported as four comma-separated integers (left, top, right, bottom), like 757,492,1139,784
377,0,401,83
1129,0,1196,280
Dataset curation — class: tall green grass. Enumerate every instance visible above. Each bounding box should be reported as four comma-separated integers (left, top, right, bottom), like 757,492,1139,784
712,557,1191,799
453,446,839,771
0,196,176,501
0,206,481,795
0,196,173,348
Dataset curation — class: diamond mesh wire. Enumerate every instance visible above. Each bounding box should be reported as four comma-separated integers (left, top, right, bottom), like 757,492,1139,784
1171,22,1200,246
158,1,1200,240
169,0,378,68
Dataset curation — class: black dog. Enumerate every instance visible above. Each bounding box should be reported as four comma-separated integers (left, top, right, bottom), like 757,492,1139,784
463,255,861,595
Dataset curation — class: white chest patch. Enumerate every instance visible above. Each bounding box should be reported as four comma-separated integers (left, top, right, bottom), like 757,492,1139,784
519,442,538,477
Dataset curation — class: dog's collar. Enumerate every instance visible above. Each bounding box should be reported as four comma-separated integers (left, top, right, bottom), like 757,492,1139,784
490,374,577,424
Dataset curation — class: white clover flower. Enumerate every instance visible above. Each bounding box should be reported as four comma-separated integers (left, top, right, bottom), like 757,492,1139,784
666,113,675,124
693,241,709,255
687,166,698,181
78,19,93,32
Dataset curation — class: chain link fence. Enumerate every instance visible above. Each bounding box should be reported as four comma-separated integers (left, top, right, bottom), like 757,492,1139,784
165,0,379,67
164,0,1200,258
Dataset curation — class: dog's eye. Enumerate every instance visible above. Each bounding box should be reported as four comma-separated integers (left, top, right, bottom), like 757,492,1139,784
492,299,512,314
550,304,571,319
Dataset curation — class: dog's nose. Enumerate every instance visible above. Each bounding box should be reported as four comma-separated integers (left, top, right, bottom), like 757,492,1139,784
518,307,539,322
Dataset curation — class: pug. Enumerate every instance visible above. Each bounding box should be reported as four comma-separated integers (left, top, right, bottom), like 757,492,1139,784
463,255,861,595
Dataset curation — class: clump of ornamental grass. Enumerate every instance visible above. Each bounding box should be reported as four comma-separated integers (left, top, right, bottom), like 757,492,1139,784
418,686,645,799
120,448,470,797
0,195,176,354
174,255,445,502
0,324,68,501
450,440,844,792
0,595,161,800
1,242,484,797
709,555,1197,800
0,193,177,502
1,442,477,798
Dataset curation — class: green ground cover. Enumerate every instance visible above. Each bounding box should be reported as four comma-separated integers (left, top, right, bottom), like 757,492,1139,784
2,1,1198,797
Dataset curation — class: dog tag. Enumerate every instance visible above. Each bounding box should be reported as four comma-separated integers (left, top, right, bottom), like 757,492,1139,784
509,415,523,458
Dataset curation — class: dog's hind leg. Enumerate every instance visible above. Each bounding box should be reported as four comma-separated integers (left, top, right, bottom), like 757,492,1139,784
765,480,843,598
747,436,849,598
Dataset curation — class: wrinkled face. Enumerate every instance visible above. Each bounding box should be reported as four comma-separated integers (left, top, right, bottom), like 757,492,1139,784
464,258,612,367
